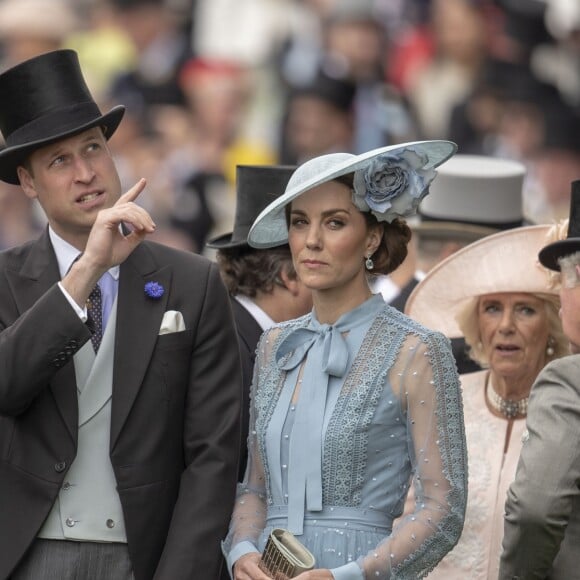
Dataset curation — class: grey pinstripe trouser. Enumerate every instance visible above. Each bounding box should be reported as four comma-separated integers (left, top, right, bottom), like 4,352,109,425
10,538,134,580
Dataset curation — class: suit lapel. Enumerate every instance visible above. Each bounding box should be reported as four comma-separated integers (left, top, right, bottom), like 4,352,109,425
111,243,171,449
231,297,263,362
6,230,78,441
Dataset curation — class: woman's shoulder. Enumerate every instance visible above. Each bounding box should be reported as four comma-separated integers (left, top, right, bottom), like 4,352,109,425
380,302,450,345
271,312,311,333
258,313,312,348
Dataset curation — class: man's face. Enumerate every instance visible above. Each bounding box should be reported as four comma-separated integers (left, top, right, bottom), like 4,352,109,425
17,127,122,247
286,96,352,161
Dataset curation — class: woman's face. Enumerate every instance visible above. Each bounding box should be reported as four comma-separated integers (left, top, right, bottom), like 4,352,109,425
288,180,380,294
477,292,550,383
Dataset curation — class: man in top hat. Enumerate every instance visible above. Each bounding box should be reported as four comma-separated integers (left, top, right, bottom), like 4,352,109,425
499,180,580,579
0,50,242,580
206,165,312,484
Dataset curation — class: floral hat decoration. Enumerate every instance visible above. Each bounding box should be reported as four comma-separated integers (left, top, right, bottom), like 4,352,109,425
247,140,457,248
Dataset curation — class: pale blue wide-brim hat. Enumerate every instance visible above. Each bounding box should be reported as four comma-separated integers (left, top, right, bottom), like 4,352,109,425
248,140,457,249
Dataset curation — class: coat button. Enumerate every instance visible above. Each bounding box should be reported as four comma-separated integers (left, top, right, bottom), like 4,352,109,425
62,482,71,490
65,518,76,527
106,519,115,528
54,461,67,473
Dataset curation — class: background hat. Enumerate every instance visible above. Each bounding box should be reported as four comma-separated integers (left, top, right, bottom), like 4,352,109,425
539,180,580,270
326,0,380,23
413,154,525,242
405,224,556,338
0,0,78,42
540,100,580,154
290,69,356,113
206,165,296,249
0,49,125,184
248,140,457,249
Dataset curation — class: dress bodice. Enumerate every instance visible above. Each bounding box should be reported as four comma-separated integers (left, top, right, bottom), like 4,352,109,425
224,296,467,579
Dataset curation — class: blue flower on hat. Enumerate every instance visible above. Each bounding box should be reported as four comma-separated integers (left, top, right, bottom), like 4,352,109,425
352,148,437,222
144,281,164,299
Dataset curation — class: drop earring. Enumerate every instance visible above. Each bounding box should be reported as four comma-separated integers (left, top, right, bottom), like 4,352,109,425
365,255,374,270
546,337,555,357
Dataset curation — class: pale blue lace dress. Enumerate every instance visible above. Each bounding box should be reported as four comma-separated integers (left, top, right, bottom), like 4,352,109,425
224,295,467,579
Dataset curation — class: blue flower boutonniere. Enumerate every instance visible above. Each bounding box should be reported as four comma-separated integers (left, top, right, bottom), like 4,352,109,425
352,147,437,223
144,281,164,299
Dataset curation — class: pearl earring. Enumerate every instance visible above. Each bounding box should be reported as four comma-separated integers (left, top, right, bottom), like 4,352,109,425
365,255,374,270
546,337,555,357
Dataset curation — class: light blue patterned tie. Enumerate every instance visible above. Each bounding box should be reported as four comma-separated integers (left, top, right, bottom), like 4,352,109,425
85,272,117,353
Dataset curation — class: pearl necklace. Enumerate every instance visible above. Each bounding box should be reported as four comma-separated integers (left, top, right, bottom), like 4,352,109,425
487,385,528,418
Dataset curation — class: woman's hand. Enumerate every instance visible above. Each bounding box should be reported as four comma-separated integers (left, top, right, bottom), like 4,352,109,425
294,570,333,579
233,554,333,580
233,552,272,580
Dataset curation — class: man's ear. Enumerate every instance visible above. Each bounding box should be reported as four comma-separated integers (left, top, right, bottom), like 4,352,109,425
278,266,300,296
17,166,38,200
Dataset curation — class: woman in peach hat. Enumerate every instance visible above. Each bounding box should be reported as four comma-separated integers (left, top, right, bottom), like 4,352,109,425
404,224,569,579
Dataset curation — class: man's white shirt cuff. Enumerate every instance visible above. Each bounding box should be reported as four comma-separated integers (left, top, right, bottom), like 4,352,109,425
58,282,88,322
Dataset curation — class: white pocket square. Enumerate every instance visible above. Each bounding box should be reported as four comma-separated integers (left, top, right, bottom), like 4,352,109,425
159,310,186,335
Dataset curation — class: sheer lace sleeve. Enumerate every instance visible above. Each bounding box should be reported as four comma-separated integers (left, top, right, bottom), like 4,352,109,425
356,331,467,579
222,327,281,565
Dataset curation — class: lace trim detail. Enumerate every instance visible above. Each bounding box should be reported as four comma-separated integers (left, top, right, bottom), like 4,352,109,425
323,308,406,505
255,315,308,505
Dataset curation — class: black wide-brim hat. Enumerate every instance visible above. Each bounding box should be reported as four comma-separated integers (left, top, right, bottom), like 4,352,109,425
0,49,125,184
539,180,580,271
206,165,296,249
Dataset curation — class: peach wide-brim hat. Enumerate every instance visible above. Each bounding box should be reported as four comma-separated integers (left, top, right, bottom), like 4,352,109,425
405,224,558,338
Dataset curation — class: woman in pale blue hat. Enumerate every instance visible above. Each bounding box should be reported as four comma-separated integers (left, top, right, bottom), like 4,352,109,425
223,140,468,579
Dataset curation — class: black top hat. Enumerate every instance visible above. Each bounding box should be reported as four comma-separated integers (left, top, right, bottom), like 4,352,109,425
0,49,125,184
206,165,296,249
291,70,356,113
539,180,580,270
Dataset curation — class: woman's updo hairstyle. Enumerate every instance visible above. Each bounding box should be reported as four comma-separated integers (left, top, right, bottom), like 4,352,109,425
334,174,412,276
366,214,411,276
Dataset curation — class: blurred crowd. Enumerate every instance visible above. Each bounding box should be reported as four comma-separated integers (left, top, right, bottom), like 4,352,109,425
0,0,579,256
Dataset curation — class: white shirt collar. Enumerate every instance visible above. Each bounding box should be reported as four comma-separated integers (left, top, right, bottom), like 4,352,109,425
48,227,120,281
369,275,400,303
234,294,275,331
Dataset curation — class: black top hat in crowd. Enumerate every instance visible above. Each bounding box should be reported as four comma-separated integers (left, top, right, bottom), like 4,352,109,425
290,70,356,113
539,180,580,271
0,49,125,184
206,165,296,250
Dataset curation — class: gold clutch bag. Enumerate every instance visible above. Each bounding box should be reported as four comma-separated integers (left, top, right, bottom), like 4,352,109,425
258,528,316,579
